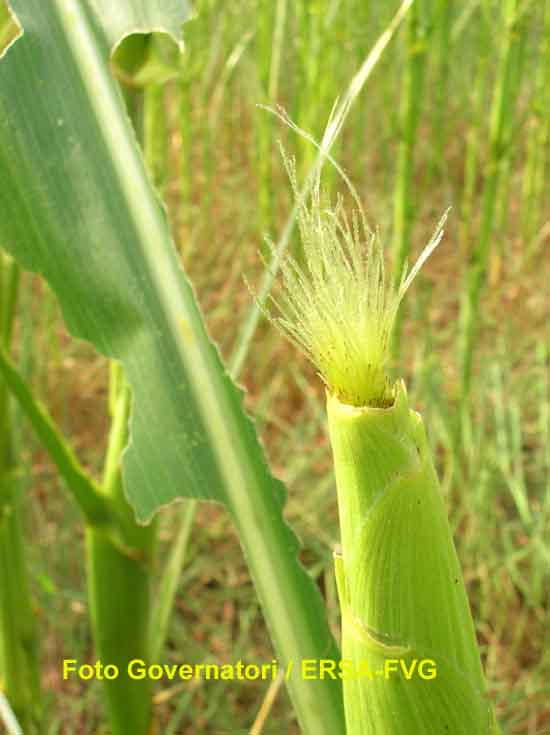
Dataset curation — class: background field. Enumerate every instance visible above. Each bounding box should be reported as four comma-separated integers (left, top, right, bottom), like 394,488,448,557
1,0,549,733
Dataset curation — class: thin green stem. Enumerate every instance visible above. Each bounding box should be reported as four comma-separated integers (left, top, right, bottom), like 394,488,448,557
0,344,111,527
459,12,490,257
391,0,429,358
458,0,525,397
143,82,167,193
0,332,162,734
0,254,19,345
428,0,453,183
149,499,196,661
86,369,155,735
0,498,41,733
521,2,550,255
0,256,40,733
255,0,287,230
178,73,192,231
493,12,527,244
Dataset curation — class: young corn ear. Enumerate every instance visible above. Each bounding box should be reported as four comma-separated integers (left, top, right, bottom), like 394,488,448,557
269,152,498,734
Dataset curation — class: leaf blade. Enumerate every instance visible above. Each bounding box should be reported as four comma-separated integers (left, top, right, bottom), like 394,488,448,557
0,2,345,732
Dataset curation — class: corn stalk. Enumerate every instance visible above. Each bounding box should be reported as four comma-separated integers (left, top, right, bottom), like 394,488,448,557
0,254,40,734
0,341,155,733
86,367,155,734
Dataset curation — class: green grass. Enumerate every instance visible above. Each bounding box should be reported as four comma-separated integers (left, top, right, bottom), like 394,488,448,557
2,0,549,732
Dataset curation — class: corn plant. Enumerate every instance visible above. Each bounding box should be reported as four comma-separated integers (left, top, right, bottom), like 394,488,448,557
268,146,499,734
0,13,192,734
0,0,423,729
0,347,154,734
3,0,539,731
0,2,346,732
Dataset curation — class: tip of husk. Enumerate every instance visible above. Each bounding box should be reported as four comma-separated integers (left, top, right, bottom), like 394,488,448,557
269,151,448,408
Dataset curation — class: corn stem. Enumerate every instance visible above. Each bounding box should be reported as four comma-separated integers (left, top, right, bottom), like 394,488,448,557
458,0,525,397
458,10,490,257
521,2,550,256
0,342,157,733
86,368,155,735
0,256,40,733
391,0,429,357
428,0,453,183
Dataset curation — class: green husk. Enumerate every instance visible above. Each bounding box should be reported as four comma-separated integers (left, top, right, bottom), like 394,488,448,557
329,382,496,734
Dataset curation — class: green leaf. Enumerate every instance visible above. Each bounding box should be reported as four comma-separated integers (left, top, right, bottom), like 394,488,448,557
0,2,344,732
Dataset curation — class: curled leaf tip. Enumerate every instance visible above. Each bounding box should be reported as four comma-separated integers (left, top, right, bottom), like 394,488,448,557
269,149,448,409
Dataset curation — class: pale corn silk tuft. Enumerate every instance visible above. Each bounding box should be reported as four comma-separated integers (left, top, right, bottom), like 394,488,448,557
268,147,448,409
